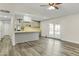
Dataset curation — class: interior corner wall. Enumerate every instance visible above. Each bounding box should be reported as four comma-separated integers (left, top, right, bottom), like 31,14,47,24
40,14,79,44
40,18,62,39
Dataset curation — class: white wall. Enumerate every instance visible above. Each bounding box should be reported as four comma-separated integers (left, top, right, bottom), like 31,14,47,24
40,21,49,37
31,21,40,28
60,14,79,44
40,18,62,39
40,14,79,44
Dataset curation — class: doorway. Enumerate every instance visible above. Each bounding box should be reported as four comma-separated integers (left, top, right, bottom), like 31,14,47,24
0,13,11,39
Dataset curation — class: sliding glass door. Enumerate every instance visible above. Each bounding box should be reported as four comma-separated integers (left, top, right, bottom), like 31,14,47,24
49,24,54,37
54,24,60,38
49,23,61,39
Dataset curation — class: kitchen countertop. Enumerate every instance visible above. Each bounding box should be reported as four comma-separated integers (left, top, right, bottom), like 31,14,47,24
15,27,41,33
15,31,40,33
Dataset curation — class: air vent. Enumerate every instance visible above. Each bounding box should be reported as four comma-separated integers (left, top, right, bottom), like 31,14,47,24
0,10,10,13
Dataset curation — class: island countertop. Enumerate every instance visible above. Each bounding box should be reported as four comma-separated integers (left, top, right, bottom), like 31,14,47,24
15,31,40,33
15,27,41,33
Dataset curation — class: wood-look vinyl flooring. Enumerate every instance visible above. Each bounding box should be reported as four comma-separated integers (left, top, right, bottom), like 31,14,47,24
0,36,79,56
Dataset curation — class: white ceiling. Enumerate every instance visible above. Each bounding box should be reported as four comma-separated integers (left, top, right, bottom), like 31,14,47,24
0,3,79,21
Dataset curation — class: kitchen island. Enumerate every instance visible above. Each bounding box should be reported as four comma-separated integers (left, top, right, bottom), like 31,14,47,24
15,27,40,44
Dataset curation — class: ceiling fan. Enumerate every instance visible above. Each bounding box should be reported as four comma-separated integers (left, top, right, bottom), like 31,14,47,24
40,3,62,10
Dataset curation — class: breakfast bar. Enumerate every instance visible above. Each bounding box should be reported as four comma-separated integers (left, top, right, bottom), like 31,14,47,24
15,27,40,44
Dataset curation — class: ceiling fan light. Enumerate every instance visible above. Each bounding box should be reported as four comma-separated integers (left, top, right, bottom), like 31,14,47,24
48,6,55,10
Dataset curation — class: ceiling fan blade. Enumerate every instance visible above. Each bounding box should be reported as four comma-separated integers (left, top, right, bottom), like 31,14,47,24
55,3,62,5
54,6,59,9
49,3,54,6
40,5,48,7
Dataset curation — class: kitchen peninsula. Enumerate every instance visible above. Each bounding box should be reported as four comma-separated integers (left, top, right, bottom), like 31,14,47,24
14,15,41,44
15,27,40,43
